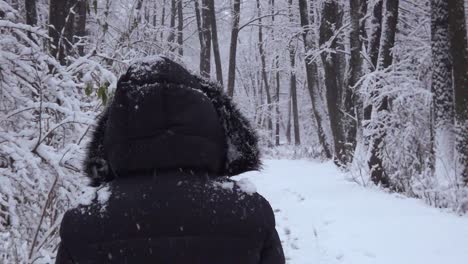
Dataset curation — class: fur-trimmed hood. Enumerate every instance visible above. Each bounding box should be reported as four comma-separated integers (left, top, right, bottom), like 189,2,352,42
84,56,260,186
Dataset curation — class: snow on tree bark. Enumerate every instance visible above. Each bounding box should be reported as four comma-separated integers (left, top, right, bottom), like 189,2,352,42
448,0,468,183
200,0,212,78
368,0,399,186
319,0,347,165
298,0,332,158
346,0,366,164
257,0,273,145
431,0,456,184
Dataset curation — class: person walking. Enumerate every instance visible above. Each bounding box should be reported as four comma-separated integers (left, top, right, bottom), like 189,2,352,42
55,56,285,264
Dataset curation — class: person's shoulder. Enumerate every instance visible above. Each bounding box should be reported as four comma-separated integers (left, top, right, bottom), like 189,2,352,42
208,178,276,225
59,203,104,242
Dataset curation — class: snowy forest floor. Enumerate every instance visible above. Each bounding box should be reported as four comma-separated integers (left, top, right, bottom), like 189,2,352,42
234,160,468,264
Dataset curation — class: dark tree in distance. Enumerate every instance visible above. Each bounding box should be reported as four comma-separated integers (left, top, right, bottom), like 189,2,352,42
227,0,241,96
208,0,223,85
25,0,37,26
167,0,177,47
271,0,280,146
160,0,167,41
256,0,273,144
49,0,75,65
200,0,212,78
288,0,300,146
75,0,87,56
177,0,184,56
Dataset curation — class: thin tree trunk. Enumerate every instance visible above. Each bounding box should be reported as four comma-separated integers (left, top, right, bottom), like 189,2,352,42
290,46,300,146
177,0,184,56
448,0,468,182
298,0,332,158
227,0,241,96
288,0,300,146
364,0,383,124
194,0,203,48
160,0,167,41
359,0,369,49
286,99,292,145
167,0,176,46
152,1,157,27
25,0,37,26
275,57,280,146
75,0,87,56
271,0,280,146
368,0,399,186
257,0,273,144
368,0,383,69
199,0,212,78
49,0,75,65
208,0,223,85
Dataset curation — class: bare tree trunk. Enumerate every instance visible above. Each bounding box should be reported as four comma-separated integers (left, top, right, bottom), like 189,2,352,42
286,99,292,144
364,0,383,125
320,0,346,165
430,0,455,183
167,0,176,46
152,1,157,27
288,0,300,146
289,47,300,146
132,0,144,29
160,0,167,41
271,0,280,146
368,0,399,186
345,0,366,163
368,0,383,69
448,0,468,182
177,0,184,56
199,0,212,78
227,0,241,96
257,0,273,144
194,0,203,48
359,0,368,49
298,0,332,158
75,0,87,56
208,0,223,85
25,0,37,26
275,57,280,146
49,0,75,65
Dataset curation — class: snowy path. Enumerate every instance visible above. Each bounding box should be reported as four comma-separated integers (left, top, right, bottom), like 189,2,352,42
235,160,468,264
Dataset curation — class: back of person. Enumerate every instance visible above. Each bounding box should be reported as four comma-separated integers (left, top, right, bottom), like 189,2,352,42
56,56,285,264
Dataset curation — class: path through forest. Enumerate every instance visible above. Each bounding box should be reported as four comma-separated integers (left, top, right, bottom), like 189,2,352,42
235,160,468,264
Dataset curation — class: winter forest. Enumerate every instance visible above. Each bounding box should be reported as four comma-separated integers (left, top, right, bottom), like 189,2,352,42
1,0,468,263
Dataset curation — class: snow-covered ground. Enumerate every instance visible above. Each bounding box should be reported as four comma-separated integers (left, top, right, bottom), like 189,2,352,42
235,160,468,264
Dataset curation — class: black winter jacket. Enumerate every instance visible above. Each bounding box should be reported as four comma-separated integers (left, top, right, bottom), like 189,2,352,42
56,56,285,264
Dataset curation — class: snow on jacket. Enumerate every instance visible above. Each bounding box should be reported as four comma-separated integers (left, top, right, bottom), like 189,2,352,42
55,56,285,264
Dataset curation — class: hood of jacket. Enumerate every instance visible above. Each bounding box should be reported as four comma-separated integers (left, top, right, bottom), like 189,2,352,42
83,56,260,186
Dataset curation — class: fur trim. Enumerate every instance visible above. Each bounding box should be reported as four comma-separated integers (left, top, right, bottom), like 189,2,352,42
83,107,113,187
194,76,261,176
